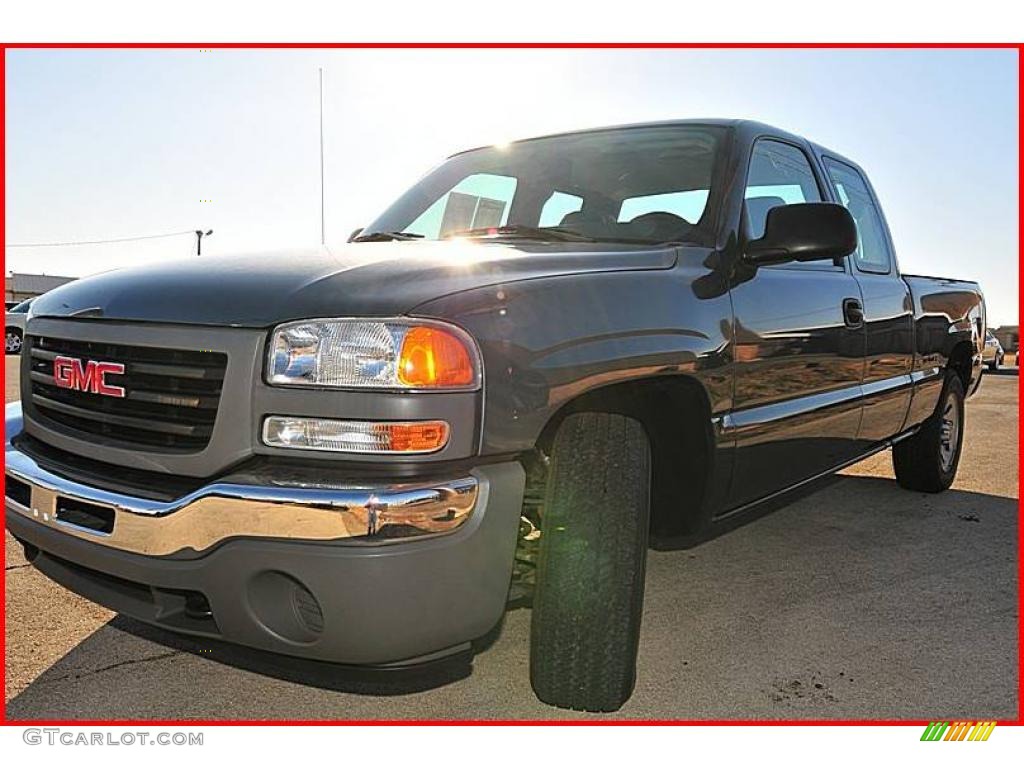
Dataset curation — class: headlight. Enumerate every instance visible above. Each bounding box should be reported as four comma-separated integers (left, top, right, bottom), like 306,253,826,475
266,319,480,390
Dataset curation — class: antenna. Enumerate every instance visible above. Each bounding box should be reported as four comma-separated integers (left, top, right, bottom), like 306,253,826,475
319,66,325,246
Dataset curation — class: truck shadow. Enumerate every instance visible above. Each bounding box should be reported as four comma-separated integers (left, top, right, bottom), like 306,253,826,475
649,472,847,551
5,610,483,710
6,600,512,711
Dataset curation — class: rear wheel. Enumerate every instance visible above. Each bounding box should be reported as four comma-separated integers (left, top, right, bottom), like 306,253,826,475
892,372,965,492
529,412,651,712
5,328,22,355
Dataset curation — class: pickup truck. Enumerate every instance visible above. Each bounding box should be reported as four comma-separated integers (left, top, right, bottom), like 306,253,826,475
4,119,985,712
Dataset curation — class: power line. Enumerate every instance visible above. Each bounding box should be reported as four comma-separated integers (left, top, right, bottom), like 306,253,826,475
5,229,195,248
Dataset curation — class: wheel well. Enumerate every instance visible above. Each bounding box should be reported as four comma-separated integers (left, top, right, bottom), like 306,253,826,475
526,375,713,539
947,341,974,390
5,326,22,335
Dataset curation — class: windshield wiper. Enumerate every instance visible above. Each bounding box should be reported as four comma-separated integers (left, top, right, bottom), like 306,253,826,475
445,225,598,243
352,231,426,242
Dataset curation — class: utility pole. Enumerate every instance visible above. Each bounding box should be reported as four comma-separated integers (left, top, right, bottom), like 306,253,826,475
195,229,213,256
319,66,326,245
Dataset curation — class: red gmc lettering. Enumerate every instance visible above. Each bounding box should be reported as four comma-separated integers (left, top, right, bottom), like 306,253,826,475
52,356,126,398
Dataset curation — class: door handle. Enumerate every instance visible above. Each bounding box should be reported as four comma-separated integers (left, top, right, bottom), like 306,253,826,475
843,298,864,329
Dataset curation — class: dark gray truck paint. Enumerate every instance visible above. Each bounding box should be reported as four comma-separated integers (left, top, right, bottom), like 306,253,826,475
7,119,984,668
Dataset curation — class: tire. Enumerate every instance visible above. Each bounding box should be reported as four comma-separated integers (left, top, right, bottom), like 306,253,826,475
892,372,965,493
989,356,999,372
530,412,651,712
5,328,22,355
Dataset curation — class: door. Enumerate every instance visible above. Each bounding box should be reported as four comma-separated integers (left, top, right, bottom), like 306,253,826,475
725,139,866,509
822,157,915,446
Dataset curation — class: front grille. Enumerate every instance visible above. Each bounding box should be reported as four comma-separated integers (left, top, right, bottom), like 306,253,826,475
12,432,213,501
26,335,227,452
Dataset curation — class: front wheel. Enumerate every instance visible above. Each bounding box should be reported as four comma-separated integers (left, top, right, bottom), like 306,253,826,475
529,412,651,712
5,328,22,355
892,372,965,492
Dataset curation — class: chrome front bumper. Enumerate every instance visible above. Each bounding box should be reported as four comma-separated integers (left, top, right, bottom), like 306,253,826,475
4,403,478,557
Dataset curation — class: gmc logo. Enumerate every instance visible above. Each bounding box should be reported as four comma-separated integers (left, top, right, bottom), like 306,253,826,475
53,355,126,398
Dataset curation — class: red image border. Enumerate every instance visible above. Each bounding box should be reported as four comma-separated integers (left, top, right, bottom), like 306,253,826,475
1,41,1021,728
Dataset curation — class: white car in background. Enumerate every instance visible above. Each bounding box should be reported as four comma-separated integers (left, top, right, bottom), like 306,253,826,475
5,298,33,355
982,330,1005,371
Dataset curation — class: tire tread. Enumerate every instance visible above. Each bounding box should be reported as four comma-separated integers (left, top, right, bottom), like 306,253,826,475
530,412,651,712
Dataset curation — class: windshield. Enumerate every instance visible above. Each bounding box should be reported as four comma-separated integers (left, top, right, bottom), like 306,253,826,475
9,299,32,313
363,125,723,246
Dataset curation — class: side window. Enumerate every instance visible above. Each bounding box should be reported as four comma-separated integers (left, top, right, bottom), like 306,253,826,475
744,140,823,239
406,173,517,238
539,191,583,227
823,158,892,274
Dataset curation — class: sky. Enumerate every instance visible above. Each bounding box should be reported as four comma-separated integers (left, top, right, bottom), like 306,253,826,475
4,48,1019,324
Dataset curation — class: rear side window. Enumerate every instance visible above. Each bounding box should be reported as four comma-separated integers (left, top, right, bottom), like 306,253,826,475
744,140,823,239
823,158,893,274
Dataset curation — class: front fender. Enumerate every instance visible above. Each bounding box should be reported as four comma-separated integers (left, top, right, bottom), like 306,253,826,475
414,255,733,454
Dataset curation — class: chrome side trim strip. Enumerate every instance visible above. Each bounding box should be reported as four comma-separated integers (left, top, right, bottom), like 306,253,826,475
861,373,914,398
5,403,478,556
721,380,864,434
909,366,942,384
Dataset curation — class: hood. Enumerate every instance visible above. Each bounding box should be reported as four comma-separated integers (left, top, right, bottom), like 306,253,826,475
30,240,677,327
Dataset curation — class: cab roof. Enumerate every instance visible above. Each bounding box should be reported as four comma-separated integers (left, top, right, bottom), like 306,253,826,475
452,118,859,170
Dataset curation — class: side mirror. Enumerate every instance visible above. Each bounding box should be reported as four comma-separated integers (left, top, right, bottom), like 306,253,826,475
744,202,858,266
347,228,364,243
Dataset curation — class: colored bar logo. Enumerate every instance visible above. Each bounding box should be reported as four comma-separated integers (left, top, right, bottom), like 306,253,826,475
920,721,997,741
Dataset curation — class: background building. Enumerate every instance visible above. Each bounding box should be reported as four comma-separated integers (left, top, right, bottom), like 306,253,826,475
993,325,1019,353
5,272,77,303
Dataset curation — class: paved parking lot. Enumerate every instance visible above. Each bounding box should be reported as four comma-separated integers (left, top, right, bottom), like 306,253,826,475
4,356,1019,720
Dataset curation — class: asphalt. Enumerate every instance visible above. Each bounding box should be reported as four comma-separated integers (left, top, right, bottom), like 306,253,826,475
4,356,1019,720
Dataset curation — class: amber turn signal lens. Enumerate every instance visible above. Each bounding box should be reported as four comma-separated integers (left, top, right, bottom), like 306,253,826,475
398,326,476,388
385,421,450,452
